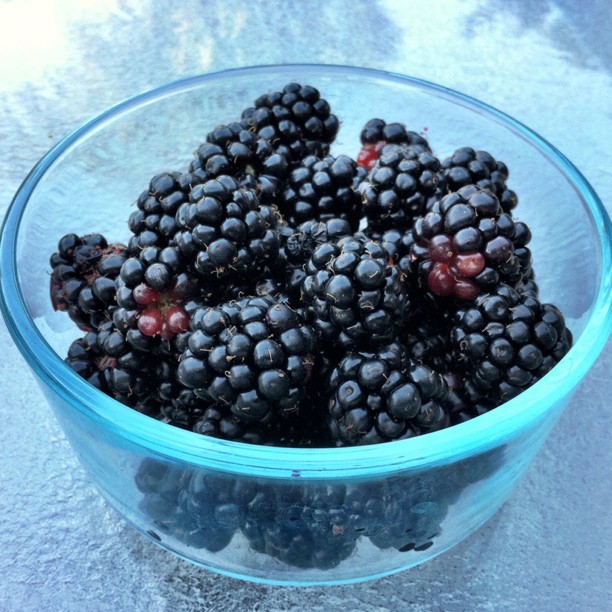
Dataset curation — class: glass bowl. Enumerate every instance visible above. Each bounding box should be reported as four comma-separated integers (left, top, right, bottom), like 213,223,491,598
1,64,611,586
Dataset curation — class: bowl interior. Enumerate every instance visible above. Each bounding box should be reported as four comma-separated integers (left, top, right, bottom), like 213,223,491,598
3,65,612,473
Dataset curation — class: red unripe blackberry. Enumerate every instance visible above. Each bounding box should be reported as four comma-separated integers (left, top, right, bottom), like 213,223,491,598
116,245,202,340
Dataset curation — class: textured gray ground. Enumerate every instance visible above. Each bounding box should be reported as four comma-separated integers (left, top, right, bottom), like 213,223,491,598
1,1,611,610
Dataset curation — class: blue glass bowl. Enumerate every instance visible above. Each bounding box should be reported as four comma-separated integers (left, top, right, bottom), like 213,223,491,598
1,65,611,586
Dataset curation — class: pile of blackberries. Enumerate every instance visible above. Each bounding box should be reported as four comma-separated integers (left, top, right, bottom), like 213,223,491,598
51,82,573,448
135,445,506,568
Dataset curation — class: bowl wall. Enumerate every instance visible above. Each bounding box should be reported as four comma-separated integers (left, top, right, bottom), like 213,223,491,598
2,65,611,585
41,377,570,584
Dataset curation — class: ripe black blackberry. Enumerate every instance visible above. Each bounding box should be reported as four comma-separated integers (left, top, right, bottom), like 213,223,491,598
410,184,532,300
301,234,408,350
115,244,202,340
327,342,449,446
450,284,573,408
242,484,359,570
279,154,363,230
50,232,128,331
189,122,290,205
365,226,415,282
404,308,454,374
271,217,354,304
65,320,155,407
127,171,207,251
441,147,518,213
173,175,282,286
240,82,340,162
357,118,431,170
192,403,267,444
136,460,237,552
359,144,445,232
177,295,318,424
366,475,449,553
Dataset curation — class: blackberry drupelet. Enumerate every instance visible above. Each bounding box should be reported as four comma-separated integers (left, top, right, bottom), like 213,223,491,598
327,341,449,446
177,294,318,424
240,82,340,162
279,154,363,230
410,184,532,300
450,284,573,410
359,143,445,232
173,175,282,286
301,234,408,350
357,118,431,171
441,146,518,213
50,232,128,331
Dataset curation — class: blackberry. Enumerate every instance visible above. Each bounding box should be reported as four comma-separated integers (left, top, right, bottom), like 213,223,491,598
127,171,207,251
404,310,454,374
283,218,353,263
410,184,532,300
327,342,449,446
173,175,282,285
240,82,340,161
450,284,573,408
177,295,318,424
366,475,448,552
279,154,363,230
272,217,354,303
115,245,202,340
357,118,431,171
65,320,154,407
242,484,359,569
366,226,415,281
441,147,518,213
190,123,290,204
50,233,128,330
359,144,445,232
136,460,236,552
192,404,267,444
301,234,408,350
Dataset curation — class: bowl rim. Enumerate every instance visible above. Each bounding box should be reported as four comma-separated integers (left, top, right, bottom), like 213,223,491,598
2,63,612,477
